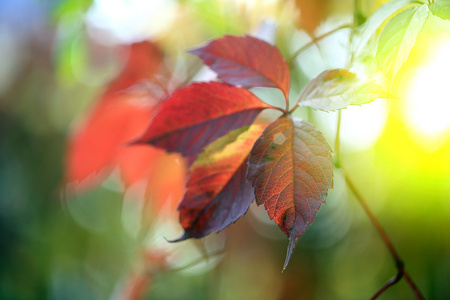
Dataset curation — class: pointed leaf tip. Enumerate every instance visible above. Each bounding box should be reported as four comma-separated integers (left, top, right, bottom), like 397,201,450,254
166,231,191,243
190,35,290,100
283,237,300,272
248,115,333,270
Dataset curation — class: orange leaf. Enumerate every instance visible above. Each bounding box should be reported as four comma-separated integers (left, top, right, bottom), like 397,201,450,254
66,41,166,189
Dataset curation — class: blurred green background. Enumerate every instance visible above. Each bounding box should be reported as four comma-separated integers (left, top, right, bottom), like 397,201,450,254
0,0,449,299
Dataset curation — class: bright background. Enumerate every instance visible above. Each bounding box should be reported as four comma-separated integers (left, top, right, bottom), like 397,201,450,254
0,0,449,299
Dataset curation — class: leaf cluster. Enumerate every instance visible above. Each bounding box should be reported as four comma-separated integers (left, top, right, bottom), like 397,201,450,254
134,34,392,270
67,0,450,274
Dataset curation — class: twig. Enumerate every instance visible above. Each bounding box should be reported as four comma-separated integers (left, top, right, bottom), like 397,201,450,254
333,2,424,297
370,268,404,300
341,167,425,299
403,271,426,299
334,110,342,168
167,249,225,273
179,60,203,88
287,23,352,66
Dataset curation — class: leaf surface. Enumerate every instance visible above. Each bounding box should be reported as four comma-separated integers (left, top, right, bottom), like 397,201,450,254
118,146,186,214
135,82,271,156
355,0,416,56
67,41,166,188
376,5,429,80
66,41,187,216
429,0,450,20
173,124,266,240
296,69,391,111
247,115,333,270
190,35,290,100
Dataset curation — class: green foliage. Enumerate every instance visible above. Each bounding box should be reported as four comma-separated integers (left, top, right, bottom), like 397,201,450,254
355,0,417,56
376,4,430,80
429,0,450,20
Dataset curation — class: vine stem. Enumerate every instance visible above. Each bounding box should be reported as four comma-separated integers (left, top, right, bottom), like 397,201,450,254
334,110,342,168
333,1,424,297
167,249,225,273
287,23,352,65
341,167,425,299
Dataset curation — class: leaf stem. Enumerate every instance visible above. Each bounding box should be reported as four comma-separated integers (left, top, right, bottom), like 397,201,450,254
287,23,353,66
179,60,203,88
341,167,425,299
269,104,288,114
334,110,342,168
288,104,299,114
284,95,290,112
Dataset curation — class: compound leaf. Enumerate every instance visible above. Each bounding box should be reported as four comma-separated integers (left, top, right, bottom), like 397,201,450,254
173,124,266,241
134,82,271,156
247,115,333,270
190,35,291,100
297,69,392,111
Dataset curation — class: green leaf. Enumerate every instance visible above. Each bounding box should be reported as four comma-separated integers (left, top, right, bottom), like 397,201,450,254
376,4,429,80
296,69,392,112
429,0,450,20
355,0,417,56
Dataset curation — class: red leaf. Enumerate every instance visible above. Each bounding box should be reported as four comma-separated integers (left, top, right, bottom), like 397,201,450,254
117,145,186,214
247,115,333,270
172,124,266,241
67,40,188,219
66,41,166,189
190,35,290,100
134,82,271,156
105,41,165,99
67,95,157,189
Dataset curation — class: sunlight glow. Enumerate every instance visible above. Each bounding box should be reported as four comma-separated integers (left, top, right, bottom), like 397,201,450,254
313,99,388,153
86,0,177,44
340,100,388,152
404,38,450,148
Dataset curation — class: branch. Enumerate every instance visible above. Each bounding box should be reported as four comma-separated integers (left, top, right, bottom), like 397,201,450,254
167,249,225,273
341,168,425,299
334,110,342,168
287,23,352,66
370,267,404,300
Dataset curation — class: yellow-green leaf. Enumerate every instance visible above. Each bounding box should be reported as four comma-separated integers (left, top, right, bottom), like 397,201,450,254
429,0,450,20
296,69,392,112
376,4,429,80
355,0,417,57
